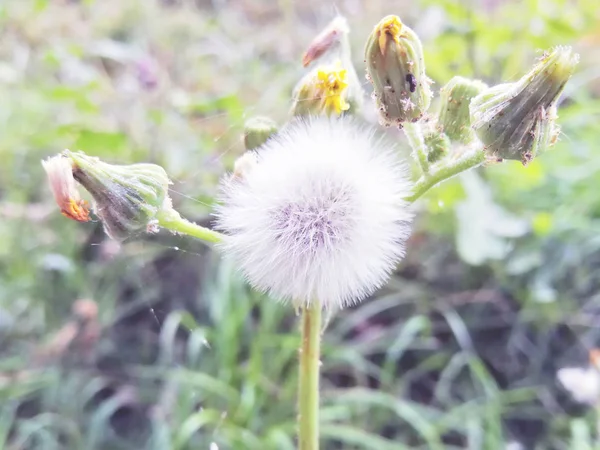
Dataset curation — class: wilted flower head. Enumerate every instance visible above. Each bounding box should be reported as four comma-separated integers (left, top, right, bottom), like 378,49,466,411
42,150,172,241
365,15,432,125
302,16,350,67
42,154,91,223
471,46,579,164
215,117,414,309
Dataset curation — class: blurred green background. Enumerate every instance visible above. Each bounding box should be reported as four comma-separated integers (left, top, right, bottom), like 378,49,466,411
1,0,600,449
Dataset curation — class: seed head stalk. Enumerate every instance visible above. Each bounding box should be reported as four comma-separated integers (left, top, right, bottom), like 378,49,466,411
298,303,321,450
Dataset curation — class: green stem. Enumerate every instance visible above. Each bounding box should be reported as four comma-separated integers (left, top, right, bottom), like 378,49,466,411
156,208,223,244
298,304,321,450
403,122,429,174
406,149,486,203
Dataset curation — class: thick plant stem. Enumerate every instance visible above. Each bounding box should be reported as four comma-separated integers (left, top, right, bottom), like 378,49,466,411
156,208,223,243
403,122,429,174
406,149,487,203
298,304,321,450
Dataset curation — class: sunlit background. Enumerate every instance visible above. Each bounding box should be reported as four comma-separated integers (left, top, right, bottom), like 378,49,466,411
1,0,599,448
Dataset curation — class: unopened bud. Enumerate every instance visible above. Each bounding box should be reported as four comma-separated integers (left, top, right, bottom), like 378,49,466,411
60,150,171,240
291,60,351,117
233,151,258,179
471,46,578,164
437,76,487,144
365,15,432,125
424,131,450,164
243,117,278,151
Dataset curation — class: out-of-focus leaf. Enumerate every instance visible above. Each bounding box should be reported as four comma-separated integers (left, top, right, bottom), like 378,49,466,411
455,171,529,265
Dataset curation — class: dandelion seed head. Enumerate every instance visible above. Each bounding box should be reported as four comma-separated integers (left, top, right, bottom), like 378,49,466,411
215,117,413,309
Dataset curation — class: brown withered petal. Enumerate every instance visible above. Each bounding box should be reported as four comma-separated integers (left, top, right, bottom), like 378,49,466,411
41,154,90,222
302,16,349,67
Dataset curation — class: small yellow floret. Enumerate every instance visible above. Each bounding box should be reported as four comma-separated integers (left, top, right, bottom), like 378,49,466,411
315,63,350,116
377,16,403,56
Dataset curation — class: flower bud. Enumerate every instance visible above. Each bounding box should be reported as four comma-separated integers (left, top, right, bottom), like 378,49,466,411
471,47,578,164
437,76,487,144
233,151,258,179
66,150,172,240
424,131,450,164
365,15,432,125
243,116,278,151
291,60,351,117
302,16,350,68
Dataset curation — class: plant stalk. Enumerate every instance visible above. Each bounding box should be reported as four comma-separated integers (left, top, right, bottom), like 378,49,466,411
403,122,429,174
406,149,486,203
298,304,321,450
156,209,223,243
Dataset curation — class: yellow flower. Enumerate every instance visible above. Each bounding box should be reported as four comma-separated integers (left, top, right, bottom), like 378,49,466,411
315,64,350,116
291,61,351,117
376,16,403,56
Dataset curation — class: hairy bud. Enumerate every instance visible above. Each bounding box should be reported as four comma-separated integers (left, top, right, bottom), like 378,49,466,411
424,131,451,164
471,47,578,164
437,76,487,144
244,116,278,151
64,150,171,240
233,151,258,179
365,15,432,125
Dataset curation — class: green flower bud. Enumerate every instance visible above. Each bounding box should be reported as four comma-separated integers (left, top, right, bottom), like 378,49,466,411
424,131,450,164
437,76,487,144
291,60,352,117
243,116,278,151
365,15,432,125
67,150,172,240
471,46,578,164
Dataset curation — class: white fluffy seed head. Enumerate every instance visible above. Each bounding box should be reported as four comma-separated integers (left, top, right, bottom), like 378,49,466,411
215,116,414,309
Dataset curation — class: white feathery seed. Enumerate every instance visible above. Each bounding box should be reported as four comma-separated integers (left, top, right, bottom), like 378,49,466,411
215,117,413,309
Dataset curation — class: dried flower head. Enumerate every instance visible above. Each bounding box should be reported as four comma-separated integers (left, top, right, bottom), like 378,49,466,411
471,46,579,164
42,150,173,241
42,154,90,222
302,16,350,67
215,117,414,309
